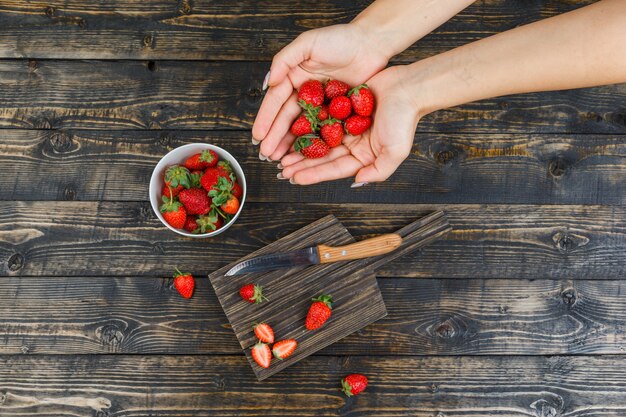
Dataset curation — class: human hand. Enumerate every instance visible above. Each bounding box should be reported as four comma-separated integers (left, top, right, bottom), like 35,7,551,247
278,66,421,186
252,23,390,161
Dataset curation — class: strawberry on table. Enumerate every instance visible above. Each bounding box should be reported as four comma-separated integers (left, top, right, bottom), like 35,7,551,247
348,84,375,116
320,119,344,148
341,374,368,397
173,268,195,299
239,283,266,304
305,294,333,330
196,211,222,233
295,135,330,159
324,79,350,100
184,216,199,233
328,96,352,120
272,339,297,360
184,149,218,171
160,195,187,229
165,165,191,189
344,115,372,136
253,323,274,344
251,342,272,369
178,187,211,215
298,79,324,107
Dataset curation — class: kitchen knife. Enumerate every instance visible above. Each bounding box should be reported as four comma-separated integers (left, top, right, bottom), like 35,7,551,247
225,233,402,276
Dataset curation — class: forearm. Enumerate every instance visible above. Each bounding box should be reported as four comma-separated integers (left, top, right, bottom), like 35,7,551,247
407,0,626,116
351,0,476,61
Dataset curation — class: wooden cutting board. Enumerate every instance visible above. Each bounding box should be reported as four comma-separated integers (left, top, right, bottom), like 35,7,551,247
209,211,451,380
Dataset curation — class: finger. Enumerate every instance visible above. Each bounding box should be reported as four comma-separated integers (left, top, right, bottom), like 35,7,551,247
269,132,296,162
292,155,364,185
252,78,293,141
279,151,305,168
259,93,301,158
268,32,311,87
354,149,408,184
282,146,350,178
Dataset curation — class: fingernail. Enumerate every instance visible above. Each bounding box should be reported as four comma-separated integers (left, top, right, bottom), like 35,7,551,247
277,163,283,169
252,138,260,145
266,156,273,162
277,172,286,179
350,182,368,188
259,151,266,161
289,178,297,185
262,71,270,91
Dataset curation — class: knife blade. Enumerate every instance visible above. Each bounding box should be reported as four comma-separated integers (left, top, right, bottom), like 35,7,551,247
225,233,402,276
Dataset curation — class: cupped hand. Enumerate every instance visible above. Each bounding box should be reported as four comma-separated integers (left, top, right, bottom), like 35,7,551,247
278,66,421,186
252,23,390,161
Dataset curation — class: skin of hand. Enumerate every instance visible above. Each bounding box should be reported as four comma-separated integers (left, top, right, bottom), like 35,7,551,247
279,66,420,185
251,23,389,162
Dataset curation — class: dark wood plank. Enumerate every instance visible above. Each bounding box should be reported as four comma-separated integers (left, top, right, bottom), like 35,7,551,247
1,202,624,279
2,129,626,204
1,354,626,416
0,0,595,61
0,60,623,132
2,277,626,356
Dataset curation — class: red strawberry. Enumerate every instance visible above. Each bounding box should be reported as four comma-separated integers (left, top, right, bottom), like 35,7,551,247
348,84,375,116
164,165,191,189
253,323,275,344
217,160,234,177
298,80,324,107
320,119,344,148
162,182,183,199
341,374,368,397
305,294,333,330
178,187,211,215
173,268,195,299
190,170,204,188
232,182,243,199
239,283,266,304
272,339,297,360
344,115,372,136
251,342,272,369
200,167,226,192
184,149,218,170
317,105,329,121
290,114,315,136
160,195,187,229
324,80,350,100
328,96,352,120
184,216,199,233
295,135,330,159
196,211,222,233
221,196,240,215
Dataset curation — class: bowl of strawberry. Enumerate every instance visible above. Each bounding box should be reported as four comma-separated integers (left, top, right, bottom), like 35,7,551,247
149,143,246,237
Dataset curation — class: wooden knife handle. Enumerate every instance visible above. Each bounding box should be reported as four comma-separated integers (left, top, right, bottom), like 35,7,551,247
317,234,402,264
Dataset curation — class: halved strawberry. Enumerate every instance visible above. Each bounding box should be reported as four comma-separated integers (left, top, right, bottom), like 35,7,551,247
251,342,272,368
272,339,297,360
253,323,274,344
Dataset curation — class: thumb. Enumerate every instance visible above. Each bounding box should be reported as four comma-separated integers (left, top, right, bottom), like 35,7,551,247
353,147,409,185
268,32,312,87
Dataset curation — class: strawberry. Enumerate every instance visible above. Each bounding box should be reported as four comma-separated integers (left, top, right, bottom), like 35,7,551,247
184,216,199,233
178,187,211,215
272,339,297,360
324,79,350,100
290,114,316,136
344,115,372,136
305,294,333,330
196,211,222,233
348,84,375,116
162,183,183,199
160,195,187,229
253,323,275,344
217,160,234,177
320,119,344,148
295,135,330,159
298,79,324,107
221,196,240,215
173,268,195,299
184,149,218,171
317,105,329,121
190,170,204,188
251,342,272,369
232,182,243,199
329,96,352,120
341,374,368,397
201,167,229,192
164,165,191,189
239,283,266,304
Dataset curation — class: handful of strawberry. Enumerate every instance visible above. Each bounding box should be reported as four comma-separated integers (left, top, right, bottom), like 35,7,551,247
159,149,243,233
291,79,375,159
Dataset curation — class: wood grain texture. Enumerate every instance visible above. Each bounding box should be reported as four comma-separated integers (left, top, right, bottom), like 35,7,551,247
0,60,623,132
0,0,595,61
2,355,626,416
3,278,626,356
209,215,387,380
2,130,626,204
1,202,624,279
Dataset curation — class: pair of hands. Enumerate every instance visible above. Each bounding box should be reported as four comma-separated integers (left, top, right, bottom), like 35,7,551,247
251,24,420,186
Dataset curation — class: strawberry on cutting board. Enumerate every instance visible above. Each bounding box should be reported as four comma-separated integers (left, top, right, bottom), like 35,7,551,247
305,294,333,330
253,323,274,344
239,283,267,304
272,339,297,360
251,342,272,369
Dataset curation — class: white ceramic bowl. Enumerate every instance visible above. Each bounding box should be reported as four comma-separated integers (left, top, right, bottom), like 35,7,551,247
149,143,246,238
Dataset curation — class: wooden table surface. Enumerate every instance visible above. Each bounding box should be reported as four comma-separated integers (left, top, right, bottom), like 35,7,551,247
1,1,625,416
